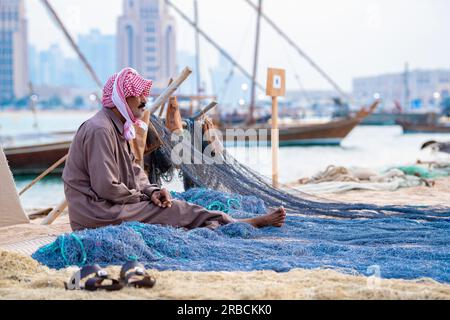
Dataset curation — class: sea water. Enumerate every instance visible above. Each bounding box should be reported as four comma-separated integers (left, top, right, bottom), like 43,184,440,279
1,111,450,209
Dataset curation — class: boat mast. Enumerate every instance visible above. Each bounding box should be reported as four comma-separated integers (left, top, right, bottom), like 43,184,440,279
194,0,202,96
243,0,349,101
166,0,265,90
248,0,263,125
28,82,39,129
40,0,103,95
404,62,410,110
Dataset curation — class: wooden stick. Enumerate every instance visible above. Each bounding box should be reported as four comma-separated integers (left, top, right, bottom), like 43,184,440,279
28,208,53,220
158,99,169,118
192,101,218,120
41,199,68,225
19,154,68,196
40,0,103,92
271,96,279,188
189,99,195,117
149,67,192,114
158,79,174,118
181,102,219,127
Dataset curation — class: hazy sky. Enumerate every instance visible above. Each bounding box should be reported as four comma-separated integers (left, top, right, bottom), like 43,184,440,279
26,0,450,92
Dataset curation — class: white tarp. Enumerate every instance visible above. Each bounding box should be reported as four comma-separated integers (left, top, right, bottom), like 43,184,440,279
0,146,29,228
295,176,424,194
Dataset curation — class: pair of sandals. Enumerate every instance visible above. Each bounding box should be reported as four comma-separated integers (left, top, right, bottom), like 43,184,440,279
65,261,156,292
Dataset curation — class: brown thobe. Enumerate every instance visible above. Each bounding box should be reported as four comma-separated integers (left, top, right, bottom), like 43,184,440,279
62,108,234,231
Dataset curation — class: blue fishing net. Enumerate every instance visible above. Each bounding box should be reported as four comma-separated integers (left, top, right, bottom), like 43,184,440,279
171,188,266,218
32,188,450,283
33,118,450,283
147,118,450,221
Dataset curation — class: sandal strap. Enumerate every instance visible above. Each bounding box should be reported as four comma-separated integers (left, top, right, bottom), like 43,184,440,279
120,261,156,288
80,265,105,279
65,265,110,291
125,274,156,288
120,261,145,279
85,277,124,292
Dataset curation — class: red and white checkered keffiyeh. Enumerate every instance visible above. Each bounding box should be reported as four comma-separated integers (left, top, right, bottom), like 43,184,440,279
102,68,153,141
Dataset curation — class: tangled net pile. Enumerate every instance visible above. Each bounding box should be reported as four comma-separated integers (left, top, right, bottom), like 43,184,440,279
148,118,450,220
32,187,450,282
32,117,450,283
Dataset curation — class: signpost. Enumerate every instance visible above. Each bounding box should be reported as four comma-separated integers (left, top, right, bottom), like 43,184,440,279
266,68,286,188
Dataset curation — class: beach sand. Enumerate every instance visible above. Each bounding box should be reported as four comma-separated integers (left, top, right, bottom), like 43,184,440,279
1,179,450,300
1,250,450,300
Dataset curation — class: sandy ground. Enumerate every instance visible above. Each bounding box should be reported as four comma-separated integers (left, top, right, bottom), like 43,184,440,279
1,180,450,300
1,250,450,300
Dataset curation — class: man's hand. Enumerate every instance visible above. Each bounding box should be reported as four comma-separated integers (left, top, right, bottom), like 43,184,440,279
151,188,173,208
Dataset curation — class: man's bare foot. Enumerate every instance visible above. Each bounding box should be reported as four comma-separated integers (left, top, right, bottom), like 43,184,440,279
239,207,287,228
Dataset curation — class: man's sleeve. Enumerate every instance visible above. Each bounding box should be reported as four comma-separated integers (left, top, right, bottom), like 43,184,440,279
85,128,142,204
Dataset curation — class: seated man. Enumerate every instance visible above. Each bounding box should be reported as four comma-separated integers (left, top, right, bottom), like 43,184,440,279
62,68,286,231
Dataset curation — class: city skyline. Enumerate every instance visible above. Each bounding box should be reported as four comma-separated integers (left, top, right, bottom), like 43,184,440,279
24,0,450,93
2,0,450,109
28,29,116,88
353,68,450,109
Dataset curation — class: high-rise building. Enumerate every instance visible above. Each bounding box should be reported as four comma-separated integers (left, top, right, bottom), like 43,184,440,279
0,0,28,103
29,30,116,90
36,43,65,86
117,0,176,90
78,29,117,88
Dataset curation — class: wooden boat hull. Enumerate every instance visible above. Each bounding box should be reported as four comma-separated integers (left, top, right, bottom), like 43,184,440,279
361,113,435,126
396,120,450,134
278,117,360,146
219,101,378,146
4,141,71,175
220,117,363,147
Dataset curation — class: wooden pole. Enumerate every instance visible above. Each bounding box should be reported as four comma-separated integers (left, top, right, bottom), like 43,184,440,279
28,82,39,129
149,67,193,114
158,101,167,118
158,79,174,118
271,96,279,188
242,0,349,101
28,208,53,220
19,154,68,196
165,0,265,91
40,0,103,92
249,0,263,125
189,99,194,117
194,0,202,96
192,101,218,120
181,101,219,128
41,199,68,225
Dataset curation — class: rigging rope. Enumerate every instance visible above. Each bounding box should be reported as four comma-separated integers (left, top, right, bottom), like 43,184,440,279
242,0,350,101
